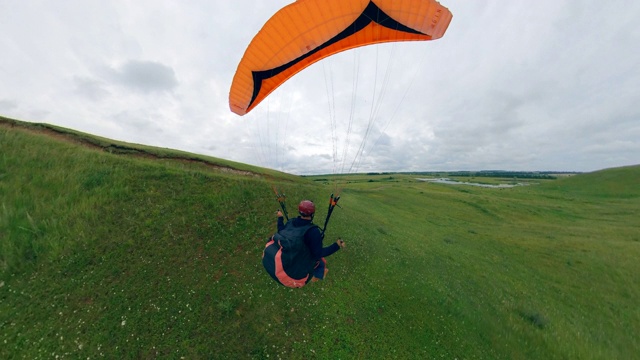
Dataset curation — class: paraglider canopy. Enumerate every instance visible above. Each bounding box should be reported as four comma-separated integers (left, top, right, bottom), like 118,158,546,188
229,0,452,116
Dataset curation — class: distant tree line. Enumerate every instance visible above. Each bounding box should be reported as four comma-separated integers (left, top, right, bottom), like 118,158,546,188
447,171,557,179
307,170,581,179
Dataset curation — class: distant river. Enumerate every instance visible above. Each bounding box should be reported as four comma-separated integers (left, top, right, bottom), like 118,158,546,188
416,178,529,188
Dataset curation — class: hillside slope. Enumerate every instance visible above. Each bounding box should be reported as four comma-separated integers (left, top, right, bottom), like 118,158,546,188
0,116,298,181
1,116,639,359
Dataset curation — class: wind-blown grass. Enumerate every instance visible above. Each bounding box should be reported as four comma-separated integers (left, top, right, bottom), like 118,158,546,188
1,116,639,359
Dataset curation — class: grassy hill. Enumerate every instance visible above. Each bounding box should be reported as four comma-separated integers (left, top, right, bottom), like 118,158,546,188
1,116,639,359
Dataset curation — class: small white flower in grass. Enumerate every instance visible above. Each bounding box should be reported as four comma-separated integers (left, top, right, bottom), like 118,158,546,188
121,320,126,326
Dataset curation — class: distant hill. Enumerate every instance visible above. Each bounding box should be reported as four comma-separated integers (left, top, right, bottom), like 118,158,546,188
540,164,640,198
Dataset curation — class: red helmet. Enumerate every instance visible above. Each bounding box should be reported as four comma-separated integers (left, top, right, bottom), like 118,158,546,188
298,200,315,216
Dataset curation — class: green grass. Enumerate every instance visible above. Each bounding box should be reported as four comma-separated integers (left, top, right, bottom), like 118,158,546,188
1,116,639,359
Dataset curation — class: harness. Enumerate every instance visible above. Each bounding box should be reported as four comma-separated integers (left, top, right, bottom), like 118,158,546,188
264,188,341,288
262,221,318,288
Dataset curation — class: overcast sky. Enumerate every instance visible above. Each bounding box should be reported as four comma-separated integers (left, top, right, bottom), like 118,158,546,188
1,1,638,174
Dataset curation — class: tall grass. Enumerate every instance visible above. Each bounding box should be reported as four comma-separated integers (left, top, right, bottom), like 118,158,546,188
1,118,639,359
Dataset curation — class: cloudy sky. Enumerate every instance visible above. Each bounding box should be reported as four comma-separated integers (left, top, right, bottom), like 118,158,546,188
1,1,638,174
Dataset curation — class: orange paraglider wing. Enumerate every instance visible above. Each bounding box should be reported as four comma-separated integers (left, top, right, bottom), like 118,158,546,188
229,0,452,116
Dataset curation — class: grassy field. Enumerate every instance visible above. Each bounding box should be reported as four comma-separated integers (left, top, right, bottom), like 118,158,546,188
1,117,639,359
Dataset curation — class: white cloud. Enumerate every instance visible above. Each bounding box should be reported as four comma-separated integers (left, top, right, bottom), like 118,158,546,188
1,0,639,174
